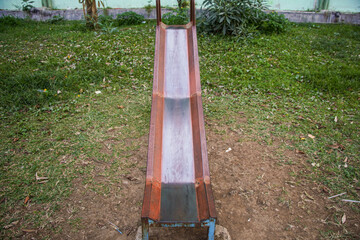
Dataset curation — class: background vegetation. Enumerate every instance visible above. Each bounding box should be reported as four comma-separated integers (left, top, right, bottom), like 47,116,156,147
0,16,359,238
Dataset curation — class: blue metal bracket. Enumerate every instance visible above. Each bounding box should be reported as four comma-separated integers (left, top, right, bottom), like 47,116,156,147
142,218,216,240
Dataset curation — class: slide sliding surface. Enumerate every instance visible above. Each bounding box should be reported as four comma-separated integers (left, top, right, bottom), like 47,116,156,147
142,22,216,223
141,1,216,239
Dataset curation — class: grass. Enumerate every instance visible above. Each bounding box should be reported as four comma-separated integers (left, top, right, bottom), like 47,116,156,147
0,17,359,238
198,23,360,195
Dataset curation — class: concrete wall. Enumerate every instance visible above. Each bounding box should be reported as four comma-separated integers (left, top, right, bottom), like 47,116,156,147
1,7,359,24
1,0,359,12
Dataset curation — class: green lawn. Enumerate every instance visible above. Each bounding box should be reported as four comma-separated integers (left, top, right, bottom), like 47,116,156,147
0,19,359,238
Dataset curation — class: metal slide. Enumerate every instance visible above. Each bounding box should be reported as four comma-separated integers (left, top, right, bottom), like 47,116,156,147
141,1,217,239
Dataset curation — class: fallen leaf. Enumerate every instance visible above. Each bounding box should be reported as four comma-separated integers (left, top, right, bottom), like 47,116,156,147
13,138,19,143
117,105,124,109
341,213,346,224
308,134,315,139
24,196,30,204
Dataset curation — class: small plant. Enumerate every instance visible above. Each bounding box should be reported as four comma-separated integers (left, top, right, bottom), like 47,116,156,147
115,11,145,26
258,12,289,34
144,0,155,18
162,8,188,25
99,22,119,34
98,15,119,33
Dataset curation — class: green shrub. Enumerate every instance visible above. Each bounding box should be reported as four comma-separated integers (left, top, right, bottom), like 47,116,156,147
0,16,24,26
258,12,289,34
199,0,288,38
115,11,145,26
98,14,113,25
200,0,265,36
162,9,189,25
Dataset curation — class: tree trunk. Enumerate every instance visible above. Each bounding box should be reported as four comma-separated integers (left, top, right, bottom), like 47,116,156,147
84,0,98,29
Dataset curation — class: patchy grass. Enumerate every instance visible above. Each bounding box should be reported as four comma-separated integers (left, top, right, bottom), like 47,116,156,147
198,23,360,198
0,18,359,238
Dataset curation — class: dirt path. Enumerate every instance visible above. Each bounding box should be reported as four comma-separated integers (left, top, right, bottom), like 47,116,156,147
32,121,359,240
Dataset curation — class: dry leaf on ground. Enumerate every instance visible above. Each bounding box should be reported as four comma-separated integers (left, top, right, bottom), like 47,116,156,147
308,134,315,139
342,214,346,224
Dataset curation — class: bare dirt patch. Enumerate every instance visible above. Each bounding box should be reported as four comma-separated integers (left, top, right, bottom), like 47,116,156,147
21,122,360,240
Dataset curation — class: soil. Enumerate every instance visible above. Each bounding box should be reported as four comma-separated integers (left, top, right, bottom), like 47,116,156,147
20,120,360,239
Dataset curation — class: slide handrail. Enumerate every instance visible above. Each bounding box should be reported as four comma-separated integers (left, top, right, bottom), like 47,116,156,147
156,0,196,26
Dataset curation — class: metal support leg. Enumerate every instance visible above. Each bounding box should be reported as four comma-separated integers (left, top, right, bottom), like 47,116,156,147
142,219,149,240
208,219,216,240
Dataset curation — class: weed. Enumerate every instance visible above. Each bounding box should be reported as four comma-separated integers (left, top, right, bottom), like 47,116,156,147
145,0,156,18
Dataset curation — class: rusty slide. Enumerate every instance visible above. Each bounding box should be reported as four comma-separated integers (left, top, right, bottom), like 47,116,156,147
141,1,217,239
